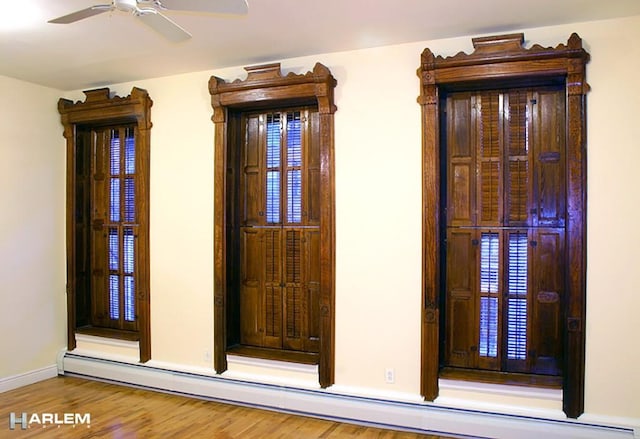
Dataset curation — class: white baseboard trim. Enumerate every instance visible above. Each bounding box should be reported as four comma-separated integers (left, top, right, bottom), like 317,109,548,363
0,365,58,393
59,351,636,439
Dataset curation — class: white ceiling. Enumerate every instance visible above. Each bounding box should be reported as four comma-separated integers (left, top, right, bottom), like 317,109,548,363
2,0,640,91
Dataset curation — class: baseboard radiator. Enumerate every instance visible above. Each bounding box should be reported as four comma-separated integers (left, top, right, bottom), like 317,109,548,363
59,352,635,439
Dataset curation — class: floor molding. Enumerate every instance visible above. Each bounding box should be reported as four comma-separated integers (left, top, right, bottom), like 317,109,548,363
59,351,636,439
0,365,58,394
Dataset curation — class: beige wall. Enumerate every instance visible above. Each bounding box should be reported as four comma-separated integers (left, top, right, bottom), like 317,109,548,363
3,14,639,423
0,76,66,377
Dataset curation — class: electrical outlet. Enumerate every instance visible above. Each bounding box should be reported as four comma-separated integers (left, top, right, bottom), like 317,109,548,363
204,349,211,363
384,368,395,384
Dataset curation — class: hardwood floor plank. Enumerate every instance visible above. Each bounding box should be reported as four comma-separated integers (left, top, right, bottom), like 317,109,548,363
0,376,453,438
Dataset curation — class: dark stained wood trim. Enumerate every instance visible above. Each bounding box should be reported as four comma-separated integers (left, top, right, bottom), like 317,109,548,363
76,326,140,341
440,367,562,389
417,63,440,401
209,63,337,387
227,345,320,365
417,33,589,418
58,87,153,363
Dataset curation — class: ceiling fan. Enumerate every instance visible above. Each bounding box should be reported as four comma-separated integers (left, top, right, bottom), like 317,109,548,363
48,0,249,42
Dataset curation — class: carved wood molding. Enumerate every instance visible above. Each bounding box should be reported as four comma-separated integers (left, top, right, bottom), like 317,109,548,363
58,87,153,131
423,33,589,67
419,33,590,93
209,62,337,120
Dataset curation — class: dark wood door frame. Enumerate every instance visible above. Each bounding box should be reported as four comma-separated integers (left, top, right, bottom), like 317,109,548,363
417,33,589,418
209,63,337,387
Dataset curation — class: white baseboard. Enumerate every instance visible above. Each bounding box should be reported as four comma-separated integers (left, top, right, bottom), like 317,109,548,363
59,351,636,439
0,365,58,393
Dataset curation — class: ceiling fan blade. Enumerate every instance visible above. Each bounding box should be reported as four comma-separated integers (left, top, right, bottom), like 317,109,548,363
137,10,192,42
157,0,248,15
48,5,113,24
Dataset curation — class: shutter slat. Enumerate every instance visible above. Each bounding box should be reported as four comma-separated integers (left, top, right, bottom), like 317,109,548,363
123,227,135,322
506,91,529,225
266,114,281,224
506,232,528,361
479,232,499,359
286,112,303,223
477,93,501,225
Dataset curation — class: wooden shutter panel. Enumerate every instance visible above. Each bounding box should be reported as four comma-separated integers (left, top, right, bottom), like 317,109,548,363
306,110,321,225
477,231,501,371
242,114,263,226
90,129,110,327
532,89,566,227
239,228,264,346
236,107,321,354
529,229,564,375
445,229,478,368
447,93,475,226
75,128,92,327
476,92,502,226
304,229,321,353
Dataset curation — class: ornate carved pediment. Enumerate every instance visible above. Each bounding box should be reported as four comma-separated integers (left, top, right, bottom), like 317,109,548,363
209,62,337,116
421,32,589,69
419,33,590,93
58,87,153,131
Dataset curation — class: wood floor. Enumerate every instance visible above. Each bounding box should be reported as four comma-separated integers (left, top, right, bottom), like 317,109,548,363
0,376,455,438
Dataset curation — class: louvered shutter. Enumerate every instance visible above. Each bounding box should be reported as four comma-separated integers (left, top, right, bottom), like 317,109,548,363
283,229,303,350
262,229,282,348
477,231,501,370
504,90,531,226
265,113,281,225
444,87,566,377
238,108,320,353
445,229,477,368
476,92,502,226
285,112,303,224
504,230,530,373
